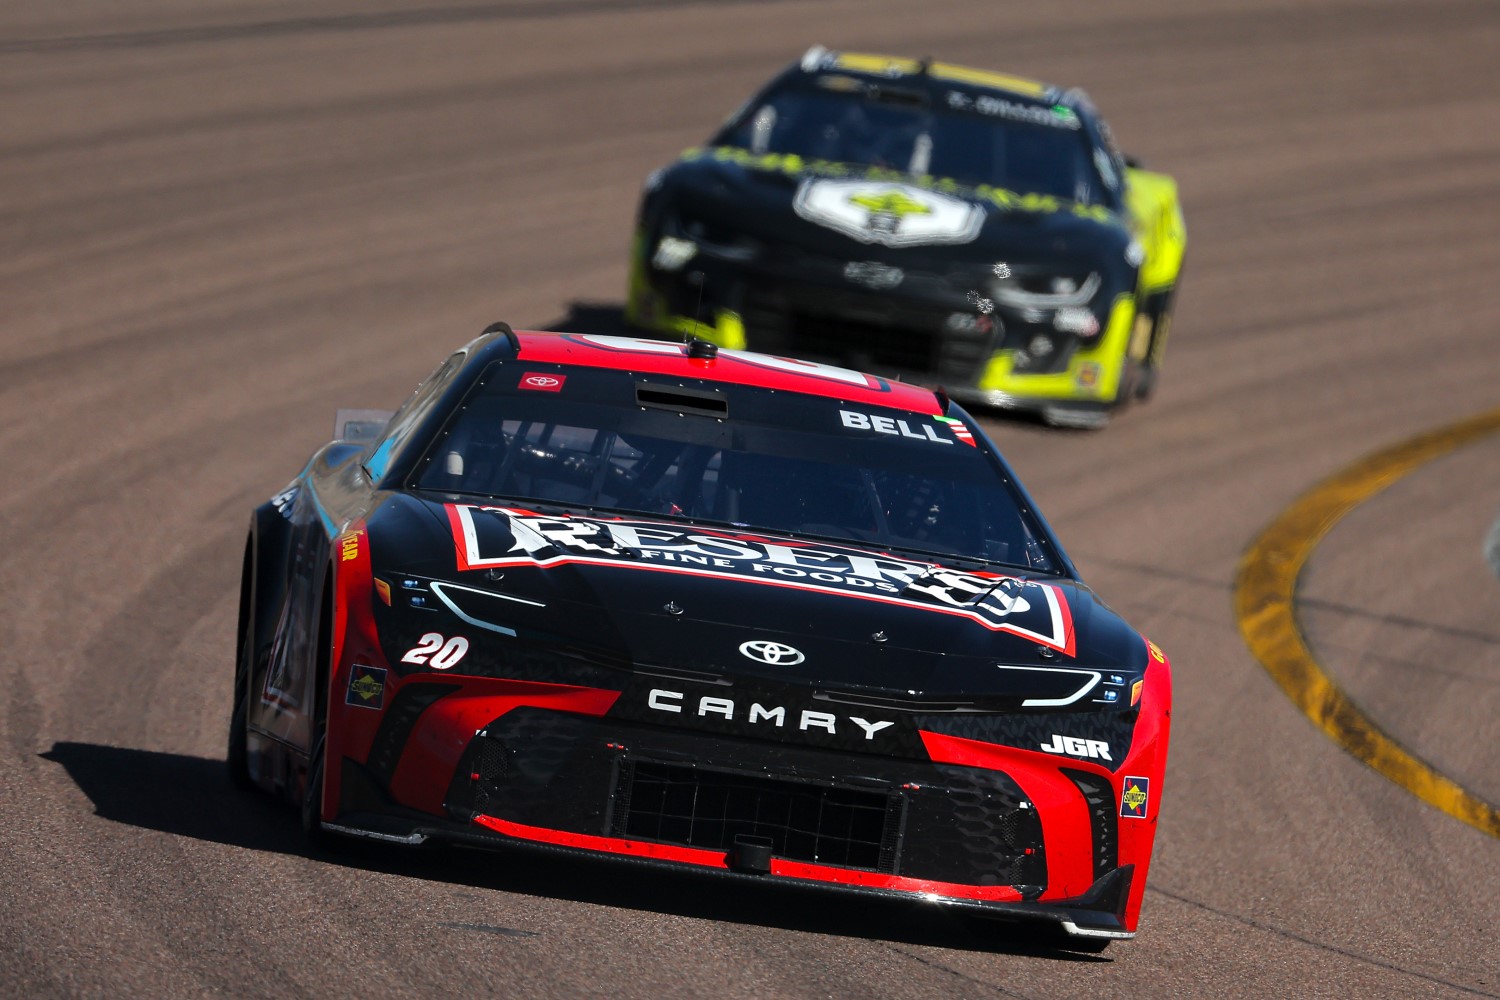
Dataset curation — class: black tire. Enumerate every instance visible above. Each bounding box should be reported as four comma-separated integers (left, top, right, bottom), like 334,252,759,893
300,573,339,851
1133,363,1159,401
301,733,329,850
226,681,252,790
1134,288,1177,402
227,540,254,790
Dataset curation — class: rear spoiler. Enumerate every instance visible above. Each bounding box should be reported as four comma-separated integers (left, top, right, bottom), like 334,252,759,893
333,408,394,444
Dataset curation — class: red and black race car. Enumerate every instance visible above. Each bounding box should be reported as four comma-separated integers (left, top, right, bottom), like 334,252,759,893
230,324,1171,948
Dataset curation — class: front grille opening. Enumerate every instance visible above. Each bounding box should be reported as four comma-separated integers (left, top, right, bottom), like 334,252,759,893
619,761,897,872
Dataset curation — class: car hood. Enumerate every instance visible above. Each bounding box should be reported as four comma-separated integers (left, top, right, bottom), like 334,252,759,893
370,496,1146,703
656,147,1130,268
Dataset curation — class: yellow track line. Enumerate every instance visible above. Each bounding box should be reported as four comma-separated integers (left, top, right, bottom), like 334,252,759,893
1235,406,1500,839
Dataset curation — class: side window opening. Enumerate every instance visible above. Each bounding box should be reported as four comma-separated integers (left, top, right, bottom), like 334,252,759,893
365,353,464,481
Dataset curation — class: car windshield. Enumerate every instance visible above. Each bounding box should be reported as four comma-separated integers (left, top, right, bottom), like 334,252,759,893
411,364,1058,572
714,80,1102,204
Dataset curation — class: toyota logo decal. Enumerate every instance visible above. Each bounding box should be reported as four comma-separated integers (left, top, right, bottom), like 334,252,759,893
738,640,805,666
519,372,566,392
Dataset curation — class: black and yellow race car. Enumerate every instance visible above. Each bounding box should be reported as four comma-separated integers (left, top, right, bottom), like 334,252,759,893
627,47,1186,428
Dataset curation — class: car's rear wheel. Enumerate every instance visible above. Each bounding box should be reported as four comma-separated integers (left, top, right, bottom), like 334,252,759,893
227,539,254,790
226,683,251,790
301,577,336,850
1134,288,1176,402
301,732,328,849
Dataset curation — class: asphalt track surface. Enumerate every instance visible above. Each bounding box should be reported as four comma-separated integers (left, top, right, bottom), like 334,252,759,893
2,1,1498,996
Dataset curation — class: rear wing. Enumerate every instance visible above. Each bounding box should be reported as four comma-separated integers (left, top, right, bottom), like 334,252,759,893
333,408,394,444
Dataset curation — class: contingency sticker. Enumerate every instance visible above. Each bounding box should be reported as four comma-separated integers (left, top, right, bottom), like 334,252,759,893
346,664,387,710
1120,775,1150,819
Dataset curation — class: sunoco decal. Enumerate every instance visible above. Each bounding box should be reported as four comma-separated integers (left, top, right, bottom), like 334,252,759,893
1120,775,1150,819
346,664,387,710
445,505,1074,653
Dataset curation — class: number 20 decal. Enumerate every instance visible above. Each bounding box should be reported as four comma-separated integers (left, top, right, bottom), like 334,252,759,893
401,632,470,670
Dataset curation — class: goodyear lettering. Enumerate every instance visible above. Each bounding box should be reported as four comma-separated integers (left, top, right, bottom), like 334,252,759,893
339,533,360,562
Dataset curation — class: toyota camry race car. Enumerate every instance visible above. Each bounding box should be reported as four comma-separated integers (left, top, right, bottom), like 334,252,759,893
229,324,1172,947
626,47,1186,428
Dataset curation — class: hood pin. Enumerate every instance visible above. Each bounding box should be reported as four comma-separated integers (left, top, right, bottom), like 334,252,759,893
663,601,684,616
871,630,888,643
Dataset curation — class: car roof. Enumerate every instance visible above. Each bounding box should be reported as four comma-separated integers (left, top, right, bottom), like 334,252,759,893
798,47,1093,115
505,332,944,415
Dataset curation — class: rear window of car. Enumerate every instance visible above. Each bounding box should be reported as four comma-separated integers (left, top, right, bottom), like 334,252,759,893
409,363,1058,573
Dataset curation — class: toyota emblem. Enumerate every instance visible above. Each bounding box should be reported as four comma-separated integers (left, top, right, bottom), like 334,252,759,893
738,640,805,666
519,372,566,392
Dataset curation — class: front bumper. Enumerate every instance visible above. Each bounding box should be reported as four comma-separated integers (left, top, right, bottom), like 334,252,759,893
326,808,1137,940
625,233,1137,417
328,689,1162,939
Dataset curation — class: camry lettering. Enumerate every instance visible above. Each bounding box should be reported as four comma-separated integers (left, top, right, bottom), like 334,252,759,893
647,689,893,740
647,689,683,713
1039,734,1112,760
840,410,952,444
749,704,785,726
800,710,836,734
698,697,735,720
850,717,896,740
